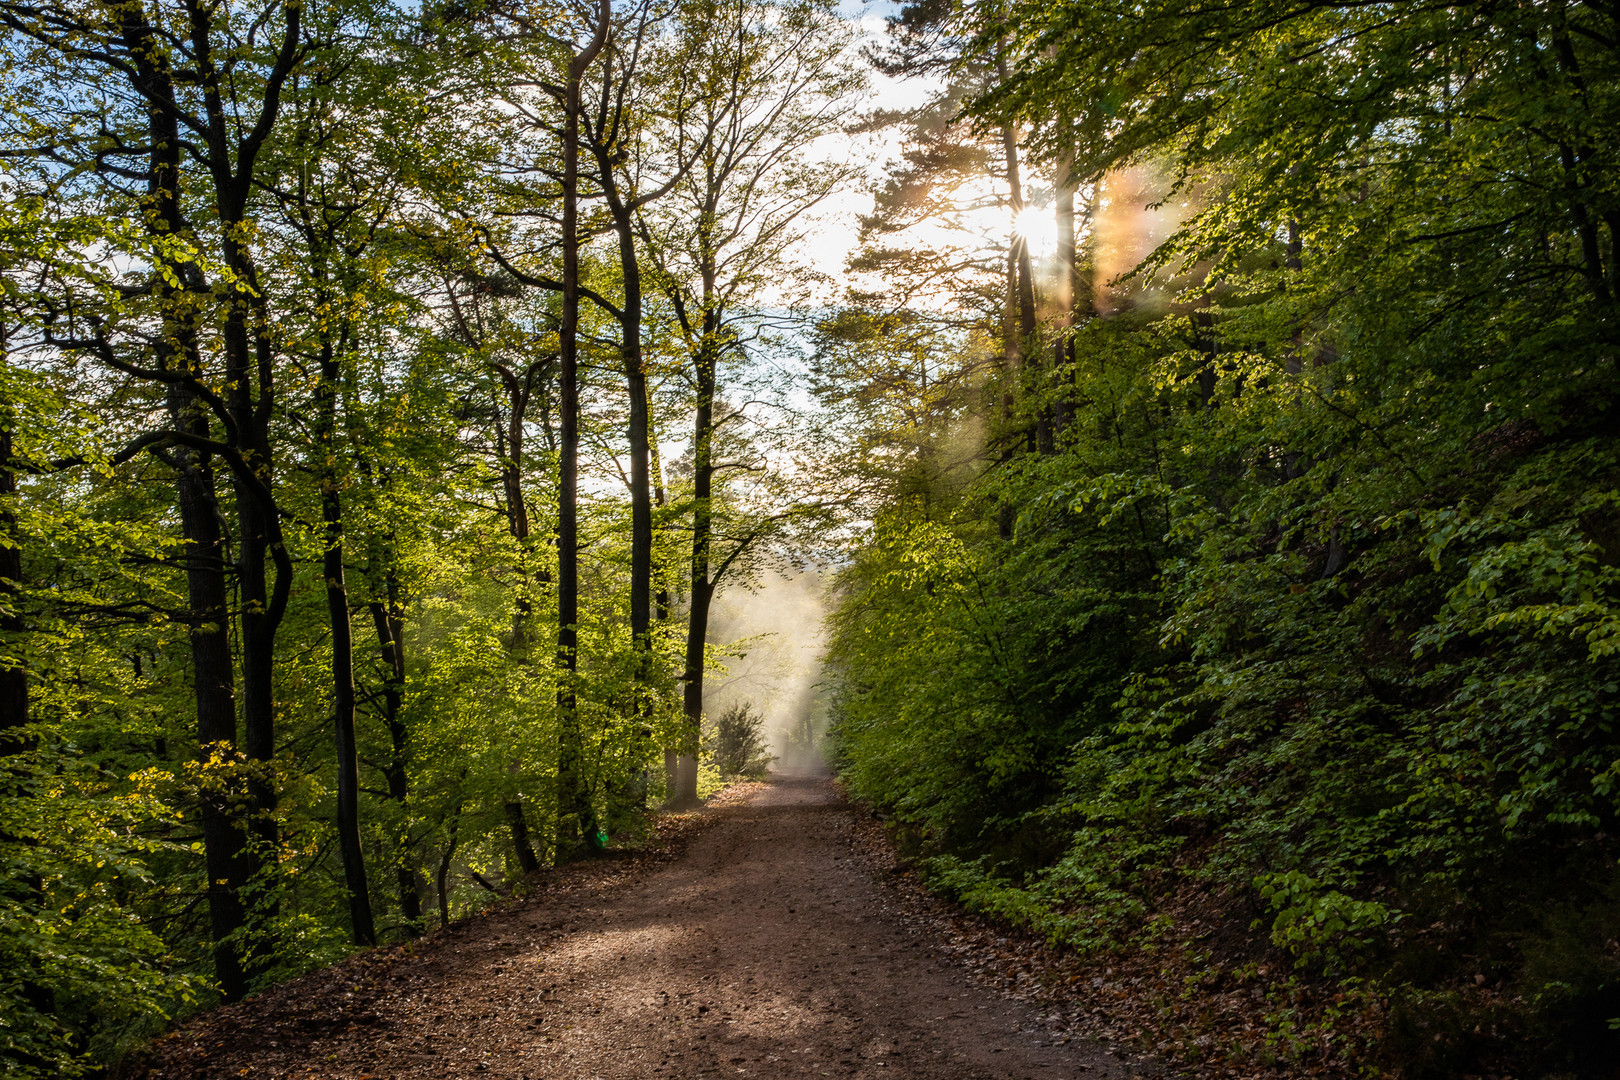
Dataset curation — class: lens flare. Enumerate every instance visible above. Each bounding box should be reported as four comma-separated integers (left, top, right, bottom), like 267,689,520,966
1013,206,1058,256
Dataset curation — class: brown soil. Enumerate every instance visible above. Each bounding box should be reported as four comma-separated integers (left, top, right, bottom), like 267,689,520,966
127,773,1152,1080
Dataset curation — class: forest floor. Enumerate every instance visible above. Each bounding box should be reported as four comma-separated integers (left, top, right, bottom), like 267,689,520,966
124,772,1158,1080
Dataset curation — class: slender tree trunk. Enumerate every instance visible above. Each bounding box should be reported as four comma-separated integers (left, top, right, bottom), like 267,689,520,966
493,362,542,874
317,346,375,947
1052,140,1078,439
368,579,421,928
190,0,296,901
676,579,712,806
221,291,287,889
353,441,422,931
556,1,611,858
672,332,718,809
1000,125,1038,344
555,35,586,862
995,53,1041,456
1548,19,1617,310
1077,183,1099,321
652,441,677,797
494,361,537,645
595,163,655,824
997,246,1020,541
436,815,460,929
125,31,260,993
599,193,653,662
999,140,1041,454
0,426,25,748
171,406,257,996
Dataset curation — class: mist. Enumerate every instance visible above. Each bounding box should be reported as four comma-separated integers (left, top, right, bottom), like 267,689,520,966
1092,162,1190,314
703,571,833,773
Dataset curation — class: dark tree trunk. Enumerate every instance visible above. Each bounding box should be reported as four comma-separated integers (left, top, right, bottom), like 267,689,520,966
493,359,544,646
492,360,543,874
591,139,656,825
436,814,460,929
196,14,294,876
368,583,420,928
675,578,713,807
505,802,541,874
317,346,375,947
997,245,1020,541
672,332,719,809
123,21,261,994
0,427,25,747
592,169,653,663
555,1,611,859
1001,123,1038,344
1052,141,1078,439
993,51,1041,457
186,0,303,957
652,443,676,796
999,112,1042,454
170,401,257,997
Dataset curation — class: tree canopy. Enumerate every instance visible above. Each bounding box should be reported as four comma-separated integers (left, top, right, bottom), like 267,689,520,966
3,0,1619,1074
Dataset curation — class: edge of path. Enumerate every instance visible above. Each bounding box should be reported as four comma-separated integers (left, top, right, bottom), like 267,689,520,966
116,782,766,1080
837,781,1362,1080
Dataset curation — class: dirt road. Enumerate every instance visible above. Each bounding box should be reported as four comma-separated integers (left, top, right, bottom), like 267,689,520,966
135,774,1145,1080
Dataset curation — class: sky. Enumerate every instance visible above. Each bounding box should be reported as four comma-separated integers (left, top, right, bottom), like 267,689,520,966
784,1,941,296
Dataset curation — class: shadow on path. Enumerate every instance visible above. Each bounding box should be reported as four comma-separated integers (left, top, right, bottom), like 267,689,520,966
135,774,1147,1080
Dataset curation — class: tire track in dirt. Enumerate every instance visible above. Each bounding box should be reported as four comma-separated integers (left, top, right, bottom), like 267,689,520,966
133,773,1148,1080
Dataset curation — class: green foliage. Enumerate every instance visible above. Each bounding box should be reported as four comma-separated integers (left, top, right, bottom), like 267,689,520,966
706,702,775,779
828,0,1620,1070
1256,871,1398,976
0,0,728,1065
0,743,198,1078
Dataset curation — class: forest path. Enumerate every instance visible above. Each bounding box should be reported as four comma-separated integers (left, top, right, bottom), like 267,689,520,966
134,774,1143,1080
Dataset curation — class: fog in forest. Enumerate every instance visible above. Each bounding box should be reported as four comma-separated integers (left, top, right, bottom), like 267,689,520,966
703,571,832,772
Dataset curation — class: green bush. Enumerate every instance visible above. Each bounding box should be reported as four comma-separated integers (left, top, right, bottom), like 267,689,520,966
708,703,775,779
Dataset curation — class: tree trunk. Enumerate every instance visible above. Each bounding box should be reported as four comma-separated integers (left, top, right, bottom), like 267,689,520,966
492,361,543,874
505,802,541,874
127,32,260,993
208,66,291,917
436,814,460,929
593,155,655,825
494,360,539,645
169,392,255,998
595,174,653,664
555,0,611,859
1000,124,1038,345
368,583,421,928
999,123,1041,454
997,245,1020,541
0,426,25,749
995,52,1041,455
672,333,718,809
317,347,375,947
652,442,676,797
1052,139,1078,439
675,578,712,806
